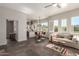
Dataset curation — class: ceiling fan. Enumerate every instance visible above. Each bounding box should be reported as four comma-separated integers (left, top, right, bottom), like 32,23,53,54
44,3,62,8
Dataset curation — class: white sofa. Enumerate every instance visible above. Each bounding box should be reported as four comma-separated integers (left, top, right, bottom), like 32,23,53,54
49,33,79,49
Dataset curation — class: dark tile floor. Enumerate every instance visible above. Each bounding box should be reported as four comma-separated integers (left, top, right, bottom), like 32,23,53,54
0,38,79,56
0,38,62,56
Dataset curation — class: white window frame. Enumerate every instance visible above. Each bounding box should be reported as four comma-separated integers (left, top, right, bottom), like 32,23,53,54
61,19,67,32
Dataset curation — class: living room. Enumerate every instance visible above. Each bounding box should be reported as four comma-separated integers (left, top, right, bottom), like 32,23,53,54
26,3,79,56
0,3,79,56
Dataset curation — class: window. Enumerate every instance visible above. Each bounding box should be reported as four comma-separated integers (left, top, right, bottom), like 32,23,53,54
41,22,48,32
53,20,58,32
61,19,67,32
71,16,79,33
49,21,53,32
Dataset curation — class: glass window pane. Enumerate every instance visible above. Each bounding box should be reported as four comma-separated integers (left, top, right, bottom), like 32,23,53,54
41,22,48,32
71,16,79,33
53,20,58,32
61,19,67,32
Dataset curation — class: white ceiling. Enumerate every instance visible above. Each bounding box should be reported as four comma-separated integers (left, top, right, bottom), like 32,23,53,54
0,3,79,20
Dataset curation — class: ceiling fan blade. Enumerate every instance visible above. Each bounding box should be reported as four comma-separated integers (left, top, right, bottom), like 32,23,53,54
57,4,61,8
44,3,55,8
44,4,52,8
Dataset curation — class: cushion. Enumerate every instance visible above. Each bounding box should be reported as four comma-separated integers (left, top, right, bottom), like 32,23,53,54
56,33,73,40
73,35,79,41
57,34,64,38
64,34,73,40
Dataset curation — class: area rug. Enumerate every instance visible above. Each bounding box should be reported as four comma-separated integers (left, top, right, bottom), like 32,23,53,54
46,43,79,56
0,49,9,56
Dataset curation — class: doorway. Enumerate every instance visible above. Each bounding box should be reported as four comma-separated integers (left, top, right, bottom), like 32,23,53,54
6,20,18,45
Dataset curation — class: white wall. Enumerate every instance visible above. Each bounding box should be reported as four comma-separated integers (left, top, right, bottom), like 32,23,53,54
0,17,7,45
49,8,79,20
18,17,27,42
0,6,27,46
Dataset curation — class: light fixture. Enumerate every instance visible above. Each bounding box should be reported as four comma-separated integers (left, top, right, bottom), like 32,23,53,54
44,3,68,8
